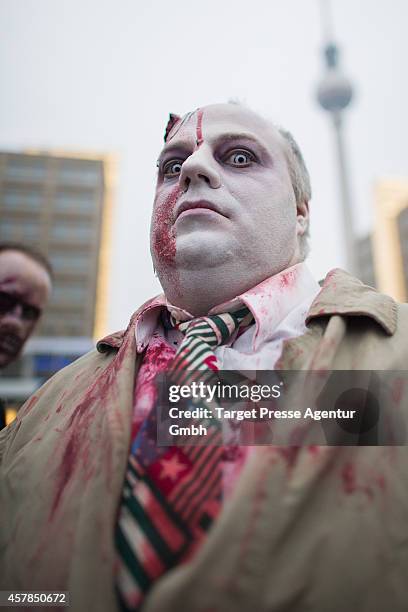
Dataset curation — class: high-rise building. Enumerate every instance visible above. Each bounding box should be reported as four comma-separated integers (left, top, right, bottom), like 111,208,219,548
397,206,408,299
372,179,408,302
344,180,408,303
356,234,376,289
0,150,114,337
0,150,115,411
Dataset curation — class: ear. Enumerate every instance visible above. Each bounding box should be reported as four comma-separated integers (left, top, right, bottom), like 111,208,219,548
296,200,309,237
164,113,181,142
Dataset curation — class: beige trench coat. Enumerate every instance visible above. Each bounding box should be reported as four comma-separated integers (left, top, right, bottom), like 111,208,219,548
1,269,408,612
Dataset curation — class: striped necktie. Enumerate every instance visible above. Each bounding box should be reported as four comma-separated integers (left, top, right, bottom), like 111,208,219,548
115,306,253,611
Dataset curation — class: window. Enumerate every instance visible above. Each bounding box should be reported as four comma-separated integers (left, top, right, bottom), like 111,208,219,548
50,221,93,242
2,188,43,210
51,252,90,272
51,284,88,305
59,161,101,187
6,158,47,181
55,191,95,213
0,219,40,242
40,312,86,336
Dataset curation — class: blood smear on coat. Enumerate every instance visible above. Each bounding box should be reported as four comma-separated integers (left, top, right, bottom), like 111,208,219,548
341,461,375,500
49,331,134,520
391,377,404,404
20,395,38,416
275,446,300,468
341,462,357,493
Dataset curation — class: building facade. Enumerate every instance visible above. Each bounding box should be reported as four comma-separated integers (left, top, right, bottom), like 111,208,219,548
356,234,376,290
355,180,408,303
372,179,408,302
0,150,114,337
0,150,114,415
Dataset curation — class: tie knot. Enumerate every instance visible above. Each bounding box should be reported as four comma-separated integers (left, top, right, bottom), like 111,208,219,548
171,306,253,349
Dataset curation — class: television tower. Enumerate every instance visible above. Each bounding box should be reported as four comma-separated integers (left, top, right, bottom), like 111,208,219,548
316,0,357,274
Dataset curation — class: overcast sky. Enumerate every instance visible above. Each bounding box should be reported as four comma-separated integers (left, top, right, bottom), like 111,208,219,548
1,0,407,333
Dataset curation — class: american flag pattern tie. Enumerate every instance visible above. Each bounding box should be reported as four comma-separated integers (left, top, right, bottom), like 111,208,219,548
115,307,253,611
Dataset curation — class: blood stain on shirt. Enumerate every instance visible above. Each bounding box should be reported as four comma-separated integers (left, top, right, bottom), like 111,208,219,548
132,338,176,439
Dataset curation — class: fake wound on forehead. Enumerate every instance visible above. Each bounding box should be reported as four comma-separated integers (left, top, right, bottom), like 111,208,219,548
164,113,181,142
163,110,199,142
196,108,203,146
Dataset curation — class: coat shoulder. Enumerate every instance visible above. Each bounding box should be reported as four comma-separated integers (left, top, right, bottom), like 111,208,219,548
0,348,116,466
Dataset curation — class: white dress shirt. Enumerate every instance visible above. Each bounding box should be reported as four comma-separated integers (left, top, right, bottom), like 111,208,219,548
132,262,320,496
135,262,320,369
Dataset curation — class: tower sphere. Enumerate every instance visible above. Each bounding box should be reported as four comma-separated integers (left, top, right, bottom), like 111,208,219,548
317,71,353,112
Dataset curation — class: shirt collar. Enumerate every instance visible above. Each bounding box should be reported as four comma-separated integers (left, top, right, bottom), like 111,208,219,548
234,262,319,350
133,263,319,353
98,267,398,354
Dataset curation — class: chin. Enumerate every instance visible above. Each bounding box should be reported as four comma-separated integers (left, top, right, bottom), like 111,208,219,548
178,248,231,270
176,235,234,269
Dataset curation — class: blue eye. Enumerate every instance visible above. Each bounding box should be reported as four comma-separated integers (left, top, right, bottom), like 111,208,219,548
224,150,255,167
163,160,183,177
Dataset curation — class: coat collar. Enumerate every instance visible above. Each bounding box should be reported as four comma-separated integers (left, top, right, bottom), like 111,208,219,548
96,308,141,353
131,262,319,354
306,268,398,335
96,268,398,352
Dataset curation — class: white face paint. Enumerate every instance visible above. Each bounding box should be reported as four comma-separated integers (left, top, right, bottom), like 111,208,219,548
151,103,309,315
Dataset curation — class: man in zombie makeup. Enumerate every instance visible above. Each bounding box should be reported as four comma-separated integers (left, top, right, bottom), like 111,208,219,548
1,104,408,612
0,243,52,428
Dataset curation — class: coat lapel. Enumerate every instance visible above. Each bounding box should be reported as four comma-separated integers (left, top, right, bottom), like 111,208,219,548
276,268,397,371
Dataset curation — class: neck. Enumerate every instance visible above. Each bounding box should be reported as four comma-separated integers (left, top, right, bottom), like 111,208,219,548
164,269,241,315
159,259,299,316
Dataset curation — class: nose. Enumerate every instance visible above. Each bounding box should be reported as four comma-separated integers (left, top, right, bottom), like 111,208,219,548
1,304,25,329
9,303,24,319
179,145,221,192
